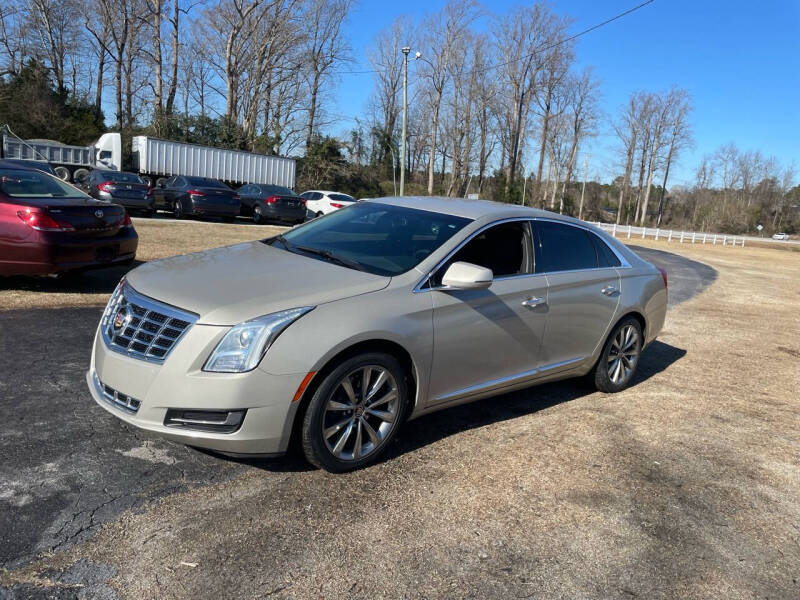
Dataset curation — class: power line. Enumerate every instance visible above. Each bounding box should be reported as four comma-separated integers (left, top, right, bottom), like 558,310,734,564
330,0,656,77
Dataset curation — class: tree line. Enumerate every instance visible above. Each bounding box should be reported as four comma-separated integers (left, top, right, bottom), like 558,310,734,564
0,0,796,234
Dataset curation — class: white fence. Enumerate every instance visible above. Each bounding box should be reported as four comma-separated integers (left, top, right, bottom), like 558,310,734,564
589,222,746,248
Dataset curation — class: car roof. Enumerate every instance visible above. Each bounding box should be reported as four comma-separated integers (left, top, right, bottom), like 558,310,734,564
367,195,579,222
304,190,352,195
0,159,46,170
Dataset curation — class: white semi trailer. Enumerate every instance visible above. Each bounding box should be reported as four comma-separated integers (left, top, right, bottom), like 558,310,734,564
131,136,295,188
0,127,296,189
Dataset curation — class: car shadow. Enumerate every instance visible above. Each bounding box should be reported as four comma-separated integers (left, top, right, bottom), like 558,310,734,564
230,340,686,473
0,261,142,295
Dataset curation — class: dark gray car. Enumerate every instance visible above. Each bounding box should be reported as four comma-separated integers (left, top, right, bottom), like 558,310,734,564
153,176,241,221
83,169,154,215
237,183,307,224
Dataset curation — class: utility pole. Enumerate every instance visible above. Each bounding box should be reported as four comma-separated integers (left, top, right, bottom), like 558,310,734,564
578,153,590,221
400,46,410,196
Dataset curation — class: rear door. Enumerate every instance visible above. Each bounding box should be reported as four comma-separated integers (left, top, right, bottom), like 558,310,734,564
533,219,620,373
427,220,548,405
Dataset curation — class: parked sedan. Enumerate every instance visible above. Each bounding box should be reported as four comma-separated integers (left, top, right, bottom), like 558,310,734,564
87,197,667,472
0,158,58,177
237,183,306,225
0,165,137,276
153,176,240,221
82,169,154,215
300,190,356,217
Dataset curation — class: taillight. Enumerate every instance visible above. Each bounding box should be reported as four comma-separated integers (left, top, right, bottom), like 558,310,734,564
233,194,240,201
657,266,668,289
97,181,115,193
265,195,278,204
121,212,132,227
146,187,154,197
187,189,205,197
330,202,345,209
16,208,75,231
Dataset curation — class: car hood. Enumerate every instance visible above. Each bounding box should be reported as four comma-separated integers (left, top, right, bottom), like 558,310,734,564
126,241,390,325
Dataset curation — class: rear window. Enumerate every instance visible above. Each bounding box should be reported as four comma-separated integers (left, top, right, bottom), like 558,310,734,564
0,169,86,198
102,171,145,184
186,177,230,189
534,221,598,273
263,185,295,196
329,193,355,202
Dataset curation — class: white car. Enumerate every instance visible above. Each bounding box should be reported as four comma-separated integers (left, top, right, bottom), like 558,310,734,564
772,232,790,241
300,190,356,218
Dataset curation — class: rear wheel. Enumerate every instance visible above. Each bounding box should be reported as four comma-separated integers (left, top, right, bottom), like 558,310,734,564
53,166,71,181
593,317,643,393
315,211,324,219
301,352,408,472
172,200,183,219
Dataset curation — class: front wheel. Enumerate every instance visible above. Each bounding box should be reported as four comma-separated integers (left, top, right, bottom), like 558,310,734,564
253,204,264,224
172,200,184,219
301,353,408,472
593,317,643,393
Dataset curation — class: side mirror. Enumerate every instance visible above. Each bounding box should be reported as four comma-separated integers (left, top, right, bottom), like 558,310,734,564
441,261,493,290
158,182,166,189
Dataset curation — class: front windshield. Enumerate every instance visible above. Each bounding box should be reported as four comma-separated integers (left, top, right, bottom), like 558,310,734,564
269,202,471,276
0,169,86,198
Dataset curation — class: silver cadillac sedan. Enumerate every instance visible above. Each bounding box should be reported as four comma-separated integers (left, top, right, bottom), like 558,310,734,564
87,197,667,471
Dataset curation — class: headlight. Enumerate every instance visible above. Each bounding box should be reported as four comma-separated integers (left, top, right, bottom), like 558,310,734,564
203,307,314,373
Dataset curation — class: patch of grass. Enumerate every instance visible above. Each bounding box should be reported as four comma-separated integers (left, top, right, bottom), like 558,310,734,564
0,217,286,311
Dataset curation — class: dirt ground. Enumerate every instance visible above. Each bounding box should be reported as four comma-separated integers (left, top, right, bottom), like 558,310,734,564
2,226,799,599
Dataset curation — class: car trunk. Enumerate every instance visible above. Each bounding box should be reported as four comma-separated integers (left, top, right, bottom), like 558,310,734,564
268,195,305,209
42,199,126,237
194,187,239,203
104,182,150,200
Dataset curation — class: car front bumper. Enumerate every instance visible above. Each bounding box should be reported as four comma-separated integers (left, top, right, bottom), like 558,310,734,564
86,325,306,454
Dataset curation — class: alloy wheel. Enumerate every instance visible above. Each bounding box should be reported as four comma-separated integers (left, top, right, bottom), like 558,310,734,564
607,324,640,385
253,205,263,224
321,365,399,462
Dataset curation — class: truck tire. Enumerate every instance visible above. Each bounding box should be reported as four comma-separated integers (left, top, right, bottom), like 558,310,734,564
73,168,90,185
54,166,71,181
140,175,153,187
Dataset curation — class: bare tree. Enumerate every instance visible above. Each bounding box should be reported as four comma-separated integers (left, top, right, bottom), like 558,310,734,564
301,0,352,150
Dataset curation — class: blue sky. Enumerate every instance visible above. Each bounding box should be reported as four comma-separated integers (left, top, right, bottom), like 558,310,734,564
329,0,800,186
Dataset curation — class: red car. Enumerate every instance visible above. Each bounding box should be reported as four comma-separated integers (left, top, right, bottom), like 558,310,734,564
0,164,138,276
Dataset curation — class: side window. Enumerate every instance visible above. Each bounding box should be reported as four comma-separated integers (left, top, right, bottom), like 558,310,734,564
534,221,598,273
433,221,532,286
240,185,252,195
589,232,622,268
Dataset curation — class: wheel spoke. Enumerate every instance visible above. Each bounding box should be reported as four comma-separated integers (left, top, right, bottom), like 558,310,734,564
367,389,396,409
361,367,372,401
610,359,622,383
352,420,363,459
324,417,352,439
366,370,388,400
340,377,357,405
327,400,353,411
332,420,354,456
361,418,381,446
366,408,395,424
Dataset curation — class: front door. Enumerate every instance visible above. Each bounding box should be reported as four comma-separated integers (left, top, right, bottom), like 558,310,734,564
427,221,548,405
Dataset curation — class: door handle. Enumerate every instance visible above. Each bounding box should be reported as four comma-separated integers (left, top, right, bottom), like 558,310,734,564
521,296,546,308
601,285,618,296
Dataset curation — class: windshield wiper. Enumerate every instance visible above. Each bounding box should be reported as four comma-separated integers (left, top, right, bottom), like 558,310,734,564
270,234,293,250
293,245,367,272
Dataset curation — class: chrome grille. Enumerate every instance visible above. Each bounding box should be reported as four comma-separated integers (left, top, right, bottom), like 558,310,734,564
92,372,141,413
101,280,197,363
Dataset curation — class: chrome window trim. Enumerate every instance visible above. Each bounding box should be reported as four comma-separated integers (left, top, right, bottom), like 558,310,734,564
414,215,630,293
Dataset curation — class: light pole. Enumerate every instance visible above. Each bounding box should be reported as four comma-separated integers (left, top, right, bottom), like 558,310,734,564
400,46,410,196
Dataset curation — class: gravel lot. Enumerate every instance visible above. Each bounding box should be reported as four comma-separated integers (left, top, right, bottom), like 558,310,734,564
1,224,798,600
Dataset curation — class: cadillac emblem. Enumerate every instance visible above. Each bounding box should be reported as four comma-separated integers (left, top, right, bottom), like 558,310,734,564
95,209,105,218
113,306,130,332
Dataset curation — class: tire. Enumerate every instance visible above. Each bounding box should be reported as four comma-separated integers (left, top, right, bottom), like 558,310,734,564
593,317,643,393
172,200,183,219
315,211,324,219
253,204,264,224
53,166,71,181
73,168,90,185
301,352,408,472
222,216,235,223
